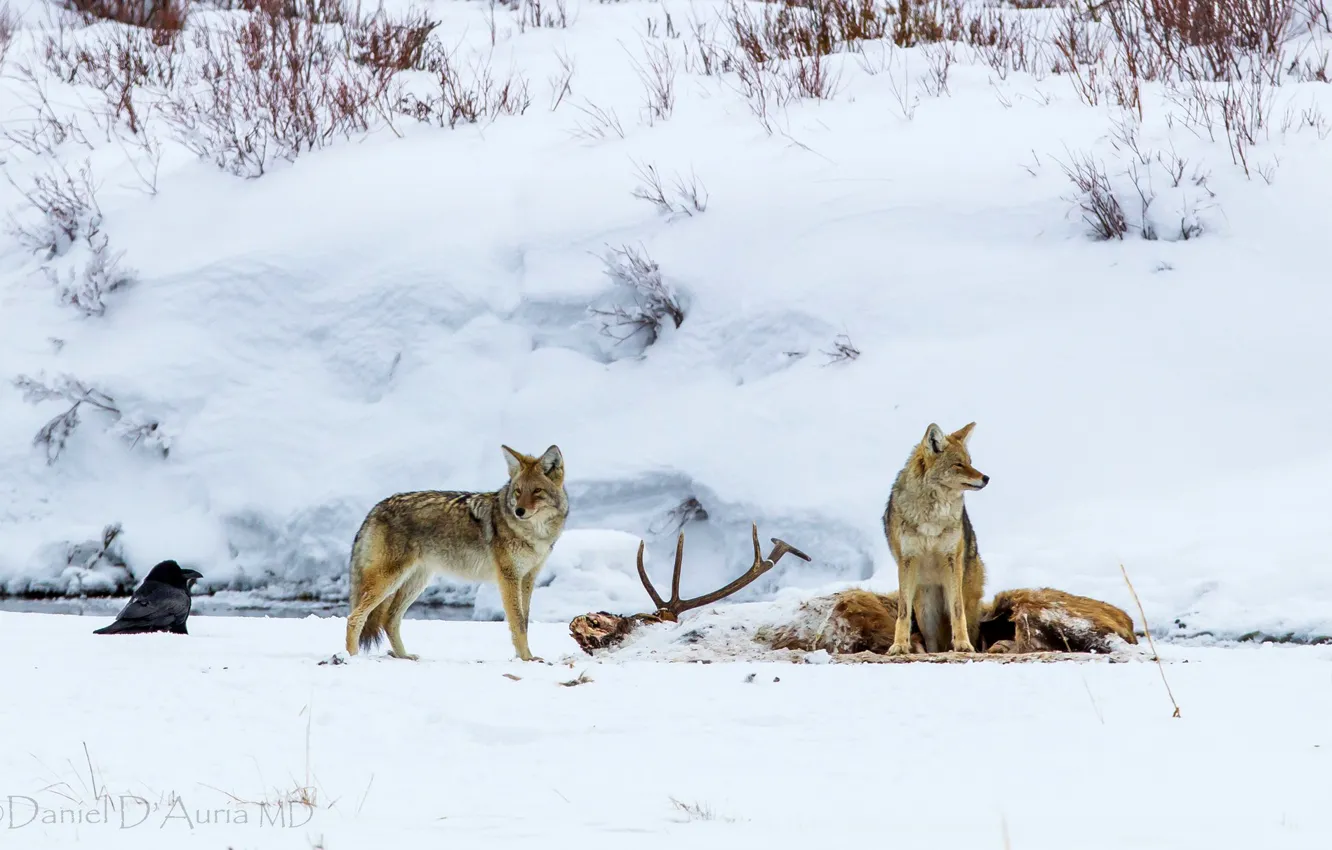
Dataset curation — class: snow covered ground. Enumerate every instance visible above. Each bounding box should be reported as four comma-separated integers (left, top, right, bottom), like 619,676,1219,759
2,0,1331,642
2,611,1330,849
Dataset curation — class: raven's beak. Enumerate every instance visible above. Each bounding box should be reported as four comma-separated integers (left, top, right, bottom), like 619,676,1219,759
182,569,204,584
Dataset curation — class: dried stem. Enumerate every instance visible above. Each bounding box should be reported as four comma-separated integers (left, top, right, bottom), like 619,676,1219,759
1120,562,1181,719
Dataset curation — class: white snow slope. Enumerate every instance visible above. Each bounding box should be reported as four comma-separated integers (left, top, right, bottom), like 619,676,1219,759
2,0,1331,641
3,612,1331,849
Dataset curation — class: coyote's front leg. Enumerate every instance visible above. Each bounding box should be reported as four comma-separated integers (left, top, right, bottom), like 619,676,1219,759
944,549,975,653
888,559,917,656
497,560,542,662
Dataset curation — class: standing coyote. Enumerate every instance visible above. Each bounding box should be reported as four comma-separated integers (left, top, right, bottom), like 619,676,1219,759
883,422,989,655
345,445,568,662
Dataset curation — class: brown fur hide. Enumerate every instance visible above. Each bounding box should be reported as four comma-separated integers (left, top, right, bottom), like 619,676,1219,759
979,588,1138,654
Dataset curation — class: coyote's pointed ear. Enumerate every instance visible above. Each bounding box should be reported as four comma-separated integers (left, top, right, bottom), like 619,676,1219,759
538,445,564,482
501,445,526,477
950,422,976,444
922,424,947,454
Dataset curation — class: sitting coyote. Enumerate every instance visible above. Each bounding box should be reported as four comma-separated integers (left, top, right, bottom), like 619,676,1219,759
883,422,989,654
345,445,568,662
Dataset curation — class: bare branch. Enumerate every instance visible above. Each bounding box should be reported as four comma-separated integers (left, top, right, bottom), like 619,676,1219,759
12,374,168,464
1056,150,1128,240
569,99,625,141
630,161,708,218
821,333,861,365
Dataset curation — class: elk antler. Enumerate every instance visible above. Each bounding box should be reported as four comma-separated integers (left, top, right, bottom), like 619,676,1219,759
634,523,812,621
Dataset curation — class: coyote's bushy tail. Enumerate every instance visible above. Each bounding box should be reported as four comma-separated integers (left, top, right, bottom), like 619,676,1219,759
349,521,389,651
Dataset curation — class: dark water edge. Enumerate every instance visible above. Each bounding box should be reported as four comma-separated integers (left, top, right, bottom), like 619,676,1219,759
0,597,476,621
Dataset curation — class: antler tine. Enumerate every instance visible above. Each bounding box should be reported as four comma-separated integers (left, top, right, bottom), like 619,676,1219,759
766,538,811,565
635,540,667,612
669,531,684,606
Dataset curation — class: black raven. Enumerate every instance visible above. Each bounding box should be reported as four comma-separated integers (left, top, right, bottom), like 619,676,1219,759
93,560,204,635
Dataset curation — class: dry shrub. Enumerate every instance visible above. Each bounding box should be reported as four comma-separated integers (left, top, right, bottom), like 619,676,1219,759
209,0,351,24
570,100,625,139
7,161,103,260
153,0,527,166
891,0,963,47
1094,0,1304,175
395,49,532,128
350,6,439,72
162,8,399,176
685,11,735,75
590,244,684,347
514,0,570,30
5,161,141,314
631,161,708,217
732,0,892,63
45,236,136,317
1,64,94,154
1057,150,1129,239
628,38,678,123
745,0,991,52
1105,0,1296,83
1052,2,1110,104
723,0,886,112
44,0,470,166
13,375,166,463
65,0,189,31
723,0,1022,113
790,51,842,96
64,27,189,134
39,19,187,88
1145,0,1290,61
1,2,17,64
